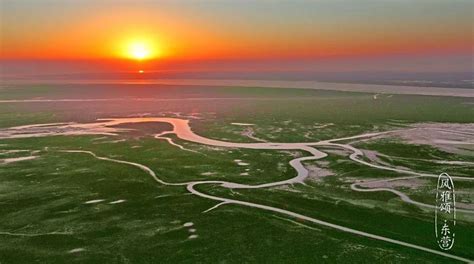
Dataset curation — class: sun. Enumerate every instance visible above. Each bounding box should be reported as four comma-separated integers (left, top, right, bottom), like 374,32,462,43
118,36,164,61
123,40,157,61
130,43,150,60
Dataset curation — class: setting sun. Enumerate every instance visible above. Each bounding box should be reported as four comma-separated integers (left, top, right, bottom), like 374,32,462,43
130,43,150,60
122,39,159,61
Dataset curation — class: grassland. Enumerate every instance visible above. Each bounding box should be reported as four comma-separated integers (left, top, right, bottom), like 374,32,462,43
0,84,473,263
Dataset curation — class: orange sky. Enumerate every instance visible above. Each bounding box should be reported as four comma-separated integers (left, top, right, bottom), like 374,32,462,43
0,1,472,61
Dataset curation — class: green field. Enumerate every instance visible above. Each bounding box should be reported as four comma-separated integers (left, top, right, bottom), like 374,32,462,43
0,84,473,263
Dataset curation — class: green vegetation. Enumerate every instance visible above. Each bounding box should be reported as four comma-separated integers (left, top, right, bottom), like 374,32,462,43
0,84,473,263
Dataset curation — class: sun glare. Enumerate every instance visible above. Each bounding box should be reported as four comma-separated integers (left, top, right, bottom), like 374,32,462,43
130,43,150,60
124,40,157,61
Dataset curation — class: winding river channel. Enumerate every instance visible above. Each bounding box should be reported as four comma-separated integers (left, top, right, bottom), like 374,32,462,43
1,117,473,262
